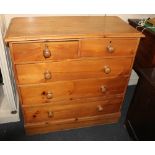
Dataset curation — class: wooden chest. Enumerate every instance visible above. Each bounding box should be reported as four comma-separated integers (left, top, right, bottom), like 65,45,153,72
5,16,143,135
128,19,155,71
125,68,155,140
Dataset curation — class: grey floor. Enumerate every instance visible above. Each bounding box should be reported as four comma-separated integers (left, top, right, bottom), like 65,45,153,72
0,86,135,141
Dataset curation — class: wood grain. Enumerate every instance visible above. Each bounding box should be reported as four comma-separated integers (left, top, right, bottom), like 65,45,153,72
5,16,143,43
11,41,79,63
23,95,123,123
16,58,132,84
81,38,138,57
22,94,123,107
25,112,121,135
19,77,128,105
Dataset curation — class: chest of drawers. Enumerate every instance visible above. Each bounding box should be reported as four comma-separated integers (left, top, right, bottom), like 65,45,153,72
5,16,143,135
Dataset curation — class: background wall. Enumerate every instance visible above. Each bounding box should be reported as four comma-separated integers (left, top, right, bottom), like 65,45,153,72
0,15,19,123
4,14,155,28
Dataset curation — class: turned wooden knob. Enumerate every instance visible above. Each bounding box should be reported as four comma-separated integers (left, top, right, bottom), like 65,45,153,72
44,71,52,80
46,92,53,99
48,111,54,118
43,45,51,58
97,105,103,112
107,44,114,53
101,85,107,93
103,66,111,74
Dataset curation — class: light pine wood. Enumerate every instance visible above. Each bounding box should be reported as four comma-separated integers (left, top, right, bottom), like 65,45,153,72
23,96,122,123
25,112,121,135
22,94,123,107
5,16,142,135
16,58,132,84
19,77,128,105
80,38,139,57
11,41,79,63
5,16,143,43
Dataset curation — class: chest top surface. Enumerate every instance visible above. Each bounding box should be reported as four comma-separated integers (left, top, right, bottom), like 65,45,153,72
5,16,143,42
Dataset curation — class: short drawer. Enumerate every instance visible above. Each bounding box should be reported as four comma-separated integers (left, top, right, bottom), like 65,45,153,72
16,58,132,85
80,38,138,57
23,96,122,123
11,41,79,63
19,77,128,105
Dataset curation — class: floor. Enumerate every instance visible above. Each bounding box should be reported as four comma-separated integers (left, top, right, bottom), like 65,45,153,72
0,86,135,141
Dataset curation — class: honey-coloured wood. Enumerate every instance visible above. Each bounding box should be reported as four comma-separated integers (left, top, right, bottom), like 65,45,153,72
80,38,138,57
25,112,121,135
5,16,143,43
19,77,128,105
5,16,142,135
16,58,132,84
23,95,123,123
11,41,79,63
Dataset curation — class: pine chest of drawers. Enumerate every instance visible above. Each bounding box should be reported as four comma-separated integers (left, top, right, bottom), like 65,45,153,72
5,16,143,135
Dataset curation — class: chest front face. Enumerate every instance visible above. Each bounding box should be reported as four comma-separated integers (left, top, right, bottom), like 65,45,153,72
5,16,142,135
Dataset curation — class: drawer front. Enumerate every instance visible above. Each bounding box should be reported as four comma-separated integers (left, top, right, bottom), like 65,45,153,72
23,96,122,123
11,41,79,63
20,77,128,105
16,58,132,84
80,38,138,57
25,112,120,135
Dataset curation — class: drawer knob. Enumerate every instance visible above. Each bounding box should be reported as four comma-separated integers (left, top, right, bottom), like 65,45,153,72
107,44,114,53
48,111,54,118
101,85,107,93
43,45,51,58
103,66,111,74
97,105,103,112
44,71,52,80
46,92,53,99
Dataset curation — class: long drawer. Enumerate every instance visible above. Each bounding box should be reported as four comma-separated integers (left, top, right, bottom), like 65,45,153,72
19,77,128,105
80,38,138,57
11,41,79,63
25,112,120,135
16,58,132,84
23,95,123,123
